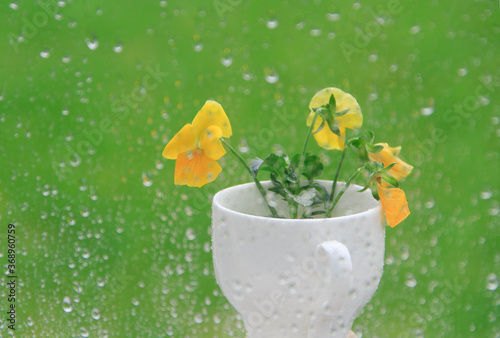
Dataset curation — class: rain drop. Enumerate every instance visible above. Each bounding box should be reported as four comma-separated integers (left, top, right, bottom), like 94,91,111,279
326,13,340,21
405,274,417,288
238,138,250,153
194,313,203,324
91,308,101,320
40,50,50,59
264,67,279,84
62,296,73,313
310,29,322,37
486,273,498,291
186,228,196,241
267,19,278,29
194,42,203,52
142,172,153,187
221,56,233,67
421,107,434,116
85,37,99,50
480,189,493,200
410,25,421,35
113,44,123,53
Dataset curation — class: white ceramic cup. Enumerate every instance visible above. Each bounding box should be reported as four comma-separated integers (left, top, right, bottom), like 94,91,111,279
212,181,385,338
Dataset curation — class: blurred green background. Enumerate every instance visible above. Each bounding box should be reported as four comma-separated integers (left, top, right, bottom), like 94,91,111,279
1,0,499,337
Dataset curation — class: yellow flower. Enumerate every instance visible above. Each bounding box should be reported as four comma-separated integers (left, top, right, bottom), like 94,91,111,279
307,87,363,150
162,100,232,187
368,143,413,227
368,143,413,181
375,180,410,228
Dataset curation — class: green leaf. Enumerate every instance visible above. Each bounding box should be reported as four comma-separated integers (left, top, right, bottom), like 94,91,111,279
366,143,383,153
291,188,317,207
357,179,373,192
381,173,399,188
313,120,326,134
367,130,375,143
333,108,350,117
263,154,287,174
303,154,323,179
328,94,336,113
250,157,264,176
329,123,341,137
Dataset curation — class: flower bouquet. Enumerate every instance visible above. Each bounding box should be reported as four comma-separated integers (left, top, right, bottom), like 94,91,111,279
162,87,413,337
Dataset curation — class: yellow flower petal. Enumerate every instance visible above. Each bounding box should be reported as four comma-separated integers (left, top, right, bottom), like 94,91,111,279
162,124,197,160
192,100,232,138
174,149,222,187
377,182,410,227
200,125,225,160
368,143,413,180
307,113,344,150
309,87,363,130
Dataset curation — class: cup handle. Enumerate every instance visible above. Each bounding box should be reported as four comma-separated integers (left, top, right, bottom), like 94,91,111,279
308,241,353,338
314,240,353,291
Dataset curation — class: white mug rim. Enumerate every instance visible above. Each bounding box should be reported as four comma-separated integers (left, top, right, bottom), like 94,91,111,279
212,180,382,223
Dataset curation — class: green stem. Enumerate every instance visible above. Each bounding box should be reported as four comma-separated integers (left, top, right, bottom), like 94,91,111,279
293,108,323,218
329,148,346,203
325,167,363,218
221,139,279,218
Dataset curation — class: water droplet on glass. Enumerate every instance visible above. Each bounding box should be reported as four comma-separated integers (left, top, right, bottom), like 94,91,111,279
113,44,123,53
458,68,468,76
73,281,82,293
9,3,19,10
238,138,250,153
131,297,140,306
62,296,73,313
410,25,421,35
221,56,233,67
94,277,106,288
486,273,498,291
267,19,278,29
421,107,434,116
91,308,101,320
186,228,196,241
40,50,50,59
85,37,99,50
194,42,203,52
405,274,417,288
194,313,203,324
310,29,322,37
80,207,89,217
80,327,89,338
480,189,493,200
264,67,279,84
425,197,435,208
142,171,153,187
81,249,90,259
326,13,340,21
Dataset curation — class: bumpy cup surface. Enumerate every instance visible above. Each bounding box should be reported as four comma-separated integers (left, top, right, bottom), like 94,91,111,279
212,181,385,338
